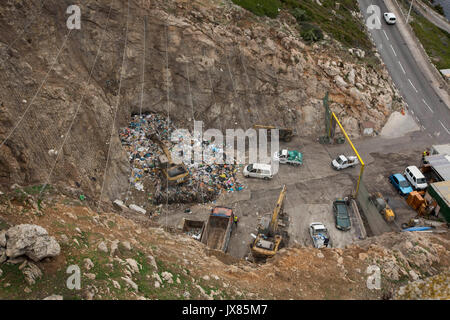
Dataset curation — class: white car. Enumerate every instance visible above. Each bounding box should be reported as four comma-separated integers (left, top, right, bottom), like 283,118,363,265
243,163,273,180
383,12,397,25
331,155,359,170
309,222,330,248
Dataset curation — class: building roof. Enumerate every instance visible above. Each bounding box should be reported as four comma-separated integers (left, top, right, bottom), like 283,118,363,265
430,180,450,208
431,144,450,155
440,69,450,78
425,154,450,181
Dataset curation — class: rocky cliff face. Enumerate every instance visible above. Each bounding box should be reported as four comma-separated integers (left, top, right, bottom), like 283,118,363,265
0,193,448,300
0,0,403,201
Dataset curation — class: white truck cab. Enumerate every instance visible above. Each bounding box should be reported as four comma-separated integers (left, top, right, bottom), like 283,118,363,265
331,155,358,170
243,163,273,180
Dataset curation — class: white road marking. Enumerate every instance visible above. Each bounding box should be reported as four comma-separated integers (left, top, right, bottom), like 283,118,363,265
439,121,450,135
383,30,389,40
398,61,406,74
376,16,381,24
422,99,433,113
390,45,397,56
410,109,414,115
408,79,418,93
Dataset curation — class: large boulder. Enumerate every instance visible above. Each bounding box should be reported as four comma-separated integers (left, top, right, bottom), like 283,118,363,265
5,224,60,262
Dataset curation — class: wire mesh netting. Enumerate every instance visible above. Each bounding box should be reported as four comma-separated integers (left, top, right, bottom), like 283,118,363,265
320,92,337,144
356,174,380,230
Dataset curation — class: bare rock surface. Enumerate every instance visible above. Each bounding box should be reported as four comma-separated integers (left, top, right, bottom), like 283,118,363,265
5,224,60,262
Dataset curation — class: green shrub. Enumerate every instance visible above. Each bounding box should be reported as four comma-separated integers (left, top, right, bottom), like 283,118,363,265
434,4,444,16
291,7,309,22
232,0,282,18
300,23,323,42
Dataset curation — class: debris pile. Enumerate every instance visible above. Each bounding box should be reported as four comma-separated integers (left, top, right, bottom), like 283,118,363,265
185,228,203,240
120,114,244,206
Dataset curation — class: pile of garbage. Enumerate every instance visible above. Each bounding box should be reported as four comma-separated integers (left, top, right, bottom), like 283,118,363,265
185,228,203,240
120,114,244,205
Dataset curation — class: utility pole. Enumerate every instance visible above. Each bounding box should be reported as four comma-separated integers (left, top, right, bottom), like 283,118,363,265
406,0,415,24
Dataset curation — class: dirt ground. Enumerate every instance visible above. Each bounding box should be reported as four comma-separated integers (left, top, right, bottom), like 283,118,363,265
153,129,437,260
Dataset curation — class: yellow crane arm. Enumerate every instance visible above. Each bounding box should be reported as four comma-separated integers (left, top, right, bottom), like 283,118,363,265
269,185,287,234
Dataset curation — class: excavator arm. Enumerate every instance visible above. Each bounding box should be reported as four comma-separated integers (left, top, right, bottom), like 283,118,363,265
268,185,286,236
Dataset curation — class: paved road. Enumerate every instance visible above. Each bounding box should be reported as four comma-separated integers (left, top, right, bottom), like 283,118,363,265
359,0,450,142
414,0,450,33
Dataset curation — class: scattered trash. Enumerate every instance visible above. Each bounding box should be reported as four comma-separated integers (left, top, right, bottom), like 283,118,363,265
119,113,245,205
79,195,85,201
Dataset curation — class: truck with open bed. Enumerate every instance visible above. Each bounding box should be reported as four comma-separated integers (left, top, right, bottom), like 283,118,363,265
201,206,234,252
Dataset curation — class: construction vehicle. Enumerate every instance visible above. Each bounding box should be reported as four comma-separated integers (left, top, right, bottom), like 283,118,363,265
250,185,286,259
331,155,359,170
150,134,189,185
273,149,303,166
406,191,436,216
201,206,234,252
401,218,420,229
309,222,330,248
181,218,205,240
369,192,395,222
253,125,296,142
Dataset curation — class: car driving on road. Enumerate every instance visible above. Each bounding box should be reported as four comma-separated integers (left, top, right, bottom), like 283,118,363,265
383,12,397,25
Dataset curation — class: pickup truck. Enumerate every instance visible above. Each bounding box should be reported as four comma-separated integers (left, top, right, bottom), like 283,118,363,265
309,222,330,248
332,199,351,231
331,155,359,170
273,149,303,166
200,206,234,252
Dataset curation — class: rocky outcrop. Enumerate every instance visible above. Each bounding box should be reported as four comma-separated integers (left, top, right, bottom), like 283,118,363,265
3,224,60,262
0,0,402,200
22,261,43,285
43,294,63,300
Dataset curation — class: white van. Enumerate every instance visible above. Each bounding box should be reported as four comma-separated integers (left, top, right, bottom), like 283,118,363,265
243,163,273,180
404,166,428,190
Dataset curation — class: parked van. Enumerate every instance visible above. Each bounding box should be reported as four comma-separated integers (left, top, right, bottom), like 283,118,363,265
243,163,273,180
404,166,428,190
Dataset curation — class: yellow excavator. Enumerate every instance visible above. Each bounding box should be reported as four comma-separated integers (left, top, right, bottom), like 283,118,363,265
252,125,295,142
369,192,395,222
250,185,286,259
150,134,189,185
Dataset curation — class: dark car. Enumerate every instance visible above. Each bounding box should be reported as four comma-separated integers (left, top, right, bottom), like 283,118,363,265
333,199,351,231
389,173,413,196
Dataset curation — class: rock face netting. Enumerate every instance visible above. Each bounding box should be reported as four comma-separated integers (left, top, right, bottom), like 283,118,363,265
120,114,245,205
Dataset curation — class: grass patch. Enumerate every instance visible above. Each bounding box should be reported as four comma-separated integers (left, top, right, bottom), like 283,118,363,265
233,0,373,52
409,8,450,70
232,0,282,18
